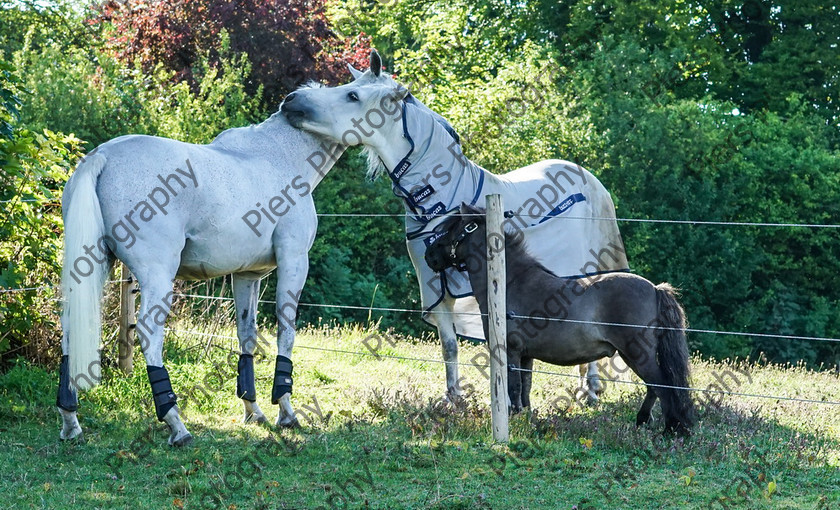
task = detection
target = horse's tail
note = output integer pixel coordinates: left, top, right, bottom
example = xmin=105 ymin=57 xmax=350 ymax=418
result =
xmin=61 ymin=153 xmax=109 ymax=391
xmin=654 ymin=283 xmax=696 ymax=431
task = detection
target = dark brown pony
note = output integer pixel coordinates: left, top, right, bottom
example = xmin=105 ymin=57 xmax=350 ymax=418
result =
xmin=425 ymin=204 xmax=696 ymax=434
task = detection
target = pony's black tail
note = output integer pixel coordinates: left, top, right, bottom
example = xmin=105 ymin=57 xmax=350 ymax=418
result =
xmin=654 ymin=283 xmax=696 ymax=433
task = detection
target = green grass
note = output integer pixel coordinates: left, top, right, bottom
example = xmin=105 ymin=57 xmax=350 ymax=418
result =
xmin=1 ymin=324 xmax=838 ymax=509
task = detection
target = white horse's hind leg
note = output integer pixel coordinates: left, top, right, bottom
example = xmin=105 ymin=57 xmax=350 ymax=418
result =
xmin=59 ymin=408 xmax=83 ymax=440
xmin=134 ymin=263 xmax=192 ymax=446
xmin=433 ymin=296 xmax=462 ymax=400
xmin=232 ymin=273 xmax=267 ymax=424
xmin=57 ymin=317 xmax=83 ymax=440
xmin=576 ymin=362 xmax=603 ymax=406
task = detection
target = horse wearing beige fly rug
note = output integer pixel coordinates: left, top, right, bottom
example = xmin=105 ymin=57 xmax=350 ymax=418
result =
xmin=282 ymin=51 xmax=630 ymax=401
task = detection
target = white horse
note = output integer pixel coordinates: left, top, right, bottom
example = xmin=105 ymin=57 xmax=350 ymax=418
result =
xmin=59 ymin=103 xmax=346 ymax=445
xmin=282 ymin=51 xmax=629 ymax=403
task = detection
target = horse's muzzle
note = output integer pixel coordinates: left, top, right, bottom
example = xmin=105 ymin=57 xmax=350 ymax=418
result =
xmin=280 ymin=93 xmax=309 ymax=127
xmin=281 ymin=107 xmax=307 ymax=127
xmin=424 ymin=243 xmax=450 ymax=272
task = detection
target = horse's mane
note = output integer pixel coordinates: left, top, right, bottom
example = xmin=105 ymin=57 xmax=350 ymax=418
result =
xmin=461 ymin=214 xmax=559 ymax=280
xmin=364 ymin=145 xmax=387 ymax=181
xmin=504 ymin=229 xmax=560 ymax=279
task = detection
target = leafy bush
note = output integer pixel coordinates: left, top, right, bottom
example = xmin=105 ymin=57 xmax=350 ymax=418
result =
xmin=0 ymin=59 xmax=83 ymax=363
xmin=13 ymin=31 xmax=146 ymax=148
xmin=133 ymin=32 xmax=265 ymax=144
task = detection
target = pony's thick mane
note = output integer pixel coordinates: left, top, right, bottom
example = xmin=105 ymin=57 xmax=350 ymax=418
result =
xmin=503 ymin=229 xmax=559 ymax=278
xmin=462 ymin=215 xmax=559 ymax=279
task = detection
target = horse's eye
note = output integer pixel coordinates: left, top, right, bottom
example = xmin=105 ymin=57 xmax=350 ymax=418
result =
xmin=347 ymin=91 xmax=359 ymax=102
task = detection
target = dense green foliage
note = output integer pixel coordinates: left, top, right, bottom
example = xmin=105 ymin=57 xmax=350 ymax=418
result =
xmin=0 ymin=58 xmax=83 ymax=362
xmin=0 ymin=0 xmax=838 ymax=368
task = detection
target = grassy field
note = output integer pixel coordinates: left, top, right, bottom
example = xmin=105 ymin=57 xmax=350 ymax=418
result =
xmin=1 ymin=323 xmax=838 ymax=509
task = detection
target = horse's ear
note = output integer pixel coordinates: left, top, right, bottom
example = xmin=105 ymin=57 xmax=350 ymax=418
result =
xmin=460 ymin=202 xmax=480 ymax=215
xmin=392 ymin=83 xmax=409 ymax=101
xmin=347 ymin=63 xmax=364 ymax=80
xmin=370 ymin=50 xmax=382 ymax=77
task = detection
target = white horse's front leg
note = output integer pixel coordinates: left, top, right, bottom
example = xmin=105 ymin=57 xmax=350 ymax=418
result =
xmin=232 ymin=273 xmax=268 ymax=424
xmin=576 ymin=361 xmax=603 ymax=406
xmin=272 ymin=236 xmax=312 ymax=428
xmin=433 ymin=296 xmax=462 ymax=400
xmin=273 ymin=282 xmax=302 ymax=428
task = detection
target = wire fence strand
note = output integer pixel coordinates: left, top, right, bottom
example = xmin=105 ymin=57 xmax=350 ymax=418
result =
xmin=3 ymin=196 xmax=840 ymax=227
xmin=316 ymin=212 xmax=840 ymax=229
xmin=0 ymin=285 xmax=54 ymax=294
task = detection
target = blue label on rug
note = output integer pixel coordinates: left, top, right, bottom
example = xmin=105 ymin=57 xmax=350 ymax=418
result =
xmin=412 ymin=184 xmax=435 ymax=203
xmin=539 ymin=193 xmax=586 ymax=224
xmin=392 ymin=159 xmax=412 ymax=180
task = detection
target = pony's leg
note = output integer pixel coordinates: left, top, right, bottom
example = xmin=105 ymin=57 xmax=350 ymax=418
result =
xmin=134 ymin=266 xmax=191 ymax=446
xmin=636 ymin=388 xmax=658 ymax=426
xmin=587 ymin=361 xmax=605 ymax=396
xmin=576 ymin=362 xmax=603 ymax=406
xmin=272 ymin=245 xmax=310 ymax=428
xmin=57 ymin=316 xmax=83 ymax=440
xmin=432 ymin=296 xmax=461 ymax=400
xmin=232 ymin=273 xmax=267 ymax=424
xmin=617 ymin=343 xmax=667 ymax=430
xmin=520 ymin=357 xmax=534 ymax=409
xmin=507 ymin=352 xmax=523 ymax=414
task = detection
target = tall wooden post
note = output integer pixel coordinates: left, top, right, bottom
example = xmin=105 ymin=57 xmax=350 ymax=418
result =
xmin=118 ymin=262 xmax=136 ymax=375
xmin=486 ymin=194 xmax=509 ymax=443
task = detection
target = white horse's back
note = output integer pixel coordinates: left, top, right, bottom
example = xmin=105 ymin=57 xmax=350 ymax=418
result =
xmin=91 ymin=126 xmax=319 ymax=280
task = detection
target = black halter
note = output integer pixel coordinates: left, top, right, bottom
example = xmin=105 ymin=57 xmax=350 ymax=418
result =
xmin=447 ymin=221 xmax=478 ymax=261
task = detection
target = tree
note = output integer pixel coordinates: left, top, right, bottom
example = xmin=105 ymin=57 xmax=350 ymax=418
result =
xmin=95 ymin=0 xmax=372 ymax=107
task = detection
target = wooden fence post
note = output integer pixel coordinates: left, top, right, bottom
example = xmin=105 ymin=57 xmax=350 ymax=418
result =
xmin=486 ymin=194 xmax=509 ymax=443
xmin=118 ymin=262 xmax=136 ymax=375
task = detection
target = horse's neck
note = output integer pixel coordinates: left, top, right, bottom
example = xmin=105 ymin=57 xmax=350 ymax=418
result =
xmin=371 ymin=124 xmax=412 ymax=172
xmin=372 ymin=100 xmax=458 ymax=174
xmin=262 ymin=113 xmax=345 ymax=189
xmin=238 ymin=112 xmax=345 ymax=189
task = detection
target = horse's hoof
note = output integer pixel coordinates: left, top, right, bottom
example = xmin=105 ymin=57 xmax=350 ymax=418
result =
xmin=276 ymin=416 xmax=301 ymax=429
xmin=169 ymin=432 xmax=193 ymax=447
xmin=60 ymin=427 xmax=84 ymax=442
xmin=443 ymin=392 xmax=467 ymax=409
xmin=576 ymin=388 xmax=600 ymax=407
xmin=663 ymin=420 xmax=692 ymax=438
xmin=244 ymin=412 xmax=268 ymax=424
